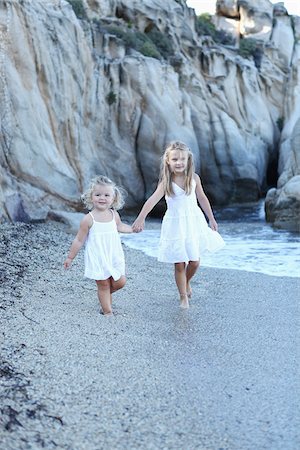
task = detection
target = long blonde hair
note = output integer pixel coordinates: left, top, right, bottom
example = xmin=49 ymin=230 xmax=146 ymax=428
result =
xmin=81 ymin=175 xmax=126 ymax=210
xmin=159 ymin=141 xmax=194 ymax=196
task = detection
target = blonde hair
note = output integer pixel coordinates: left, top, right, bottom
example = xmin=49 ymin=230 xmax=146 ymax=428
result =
xmin=81 ymin=175 xmax=126 ymax=210
xmin=159 ymin=141 xmax=194 ymax=196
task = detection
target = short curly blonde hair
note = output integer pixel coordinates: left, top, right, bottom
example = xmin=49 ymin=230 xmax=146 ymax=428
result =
xmin=81 ymin=175 xmax=126 ymax=210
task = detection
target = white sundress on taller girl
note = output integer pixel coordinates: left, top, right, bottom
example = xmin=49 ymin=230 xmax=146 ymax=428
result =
xmin=84 ymin=210 xmax=125 ymax=281
xmin=158 ymin=180 xmax=225 ymax=263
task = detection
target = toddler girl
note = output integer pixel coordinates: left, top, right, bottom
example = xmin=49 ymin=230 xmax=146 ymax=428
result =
xmin=133 ymin=141 xmax=224 ymax=308
xmin=64 ymin=175 xmax=133 ymax=315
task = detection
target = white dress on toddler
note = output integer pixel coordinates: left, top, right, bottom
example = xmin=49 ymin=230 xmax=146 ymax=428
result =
xmin=158 ymin=180 xmax=225 ymax=263
xmin=84 ymin=210 xmax=125 ymax=280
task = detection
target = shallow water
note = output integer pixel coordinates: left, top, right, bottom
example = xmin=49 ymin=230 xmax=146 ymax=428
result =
xmin=122 ymin=202 xmax=300 ymax=278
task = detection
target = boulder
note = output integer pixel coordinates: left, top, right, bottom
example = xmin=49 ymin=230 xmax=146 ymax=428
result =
xmin=239 ymin=0 xmax=273 ymax=41
xmin=216 ymin=0 xmax=239 ymax=18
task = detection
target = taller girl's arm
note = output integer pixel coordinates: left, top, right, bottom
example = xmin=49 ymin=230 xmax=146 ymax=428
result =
xmin=194 ymin=174 xmax=218 ymax=231
xmin=115 ymin=212 xmax=133 ymax=233
xmin=132 ymin=182 xmax=165 ymax=232
xmin=63 ymin=214 xmax=91 ymax=268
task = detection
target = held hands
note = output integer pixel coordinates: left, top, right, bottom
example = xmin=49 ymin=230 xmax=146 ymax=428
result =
xmin=132 ymin=218 xmax=144 ymax=233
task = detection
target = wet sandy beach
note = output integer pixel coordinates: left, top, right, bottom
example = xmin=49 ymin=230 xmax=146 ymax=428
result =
xmin=0 ymin=221 xmax=299 ymax=449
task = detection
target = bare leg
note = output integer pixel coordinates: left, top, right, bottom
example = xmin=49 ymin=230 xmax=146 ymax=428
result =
xmin=96 ymin=279 xmax=112 ymax=315
xmin=110 ymin=276 xmax=126 ymax=293
xmin=109 ymin=276 xmax=126 ymax=306
xmin=186 ymin=260 xmax=200 ymax=298
xmin=174 ymin=262 xmax=189 ymax=309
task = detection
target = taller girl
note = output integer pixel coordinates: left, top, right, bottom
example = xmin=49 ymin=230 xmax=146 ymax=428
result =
xmin=133 ymin=141 xmax=225 ymax=309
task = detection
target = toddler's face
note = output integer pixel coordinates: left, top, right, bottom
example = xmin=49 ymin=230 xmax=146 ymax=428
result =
xmin=92 ymin=184 xmax=115 ymax=209
xmin=167 ymin=150 xmax=188 ymax=174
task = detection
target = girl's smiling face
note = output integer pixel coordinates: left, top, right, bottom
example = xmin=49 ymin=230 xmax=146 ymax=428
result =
xmin=167 ymin=150 xmax=188 ymax=174
xmin=92 ymin=184 xmax=115 ymax=210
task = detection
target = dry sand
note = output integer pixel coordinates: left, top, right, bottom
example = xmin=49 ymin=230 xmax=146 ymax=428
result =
xmin=0 ymin=221 xmax=299 ymax=449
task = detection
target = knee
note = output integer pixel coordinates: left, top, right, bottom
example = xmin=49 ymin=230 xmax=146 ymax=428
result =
xmin=96 ymin=279 xmax=110 ymax=290
xmin=175 ymin=263 xmax=186 ymax=273
xmin=116 ymin=276 xmax=126 ymax=289
xmin=189 ymin=261 xmax=200 ymax=269
xmin=111 ymin=276 xmax=126 ymax=293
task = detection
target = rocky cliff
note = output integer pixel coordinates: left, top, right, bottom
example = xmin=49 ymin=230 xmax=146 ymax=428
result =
xmin=0 ymin=0 xmax=299 ymax=231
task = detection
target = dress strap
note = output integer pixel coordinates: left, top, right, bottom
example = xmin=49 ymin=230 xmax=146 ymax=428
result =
xmin=89 ymin=211 xmax=95 ymax=222
xmin=110 ymin=209 xmax=115 ymax=220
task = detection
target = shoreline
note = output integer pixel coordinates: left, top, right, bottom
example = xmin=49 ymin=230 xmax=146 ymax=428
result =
xmin=1 ymin=221 xmax=299 ymax=449
xmin=121 ymin=217 xmax=300 ymax=279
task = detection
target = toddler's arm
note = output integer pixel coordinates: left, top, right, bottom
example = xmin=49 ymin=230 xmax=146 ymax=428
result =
xmin=132 ymin=182 xmax=164 ymax=232
xmin=63 ymin=214 xmax=91 ymax=269
xmin=194 ymin=174 xmax=218 ymax=231
xmin=115 ymin=212 xmax=133 ymax=233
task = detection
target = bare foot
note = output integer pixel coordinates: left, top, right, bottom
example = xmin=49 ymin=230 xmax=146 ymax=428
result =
xmin=180 ymin=294 xmax=189 ymax=309
xmin=100 ymin=310 xmax=113 ymax=316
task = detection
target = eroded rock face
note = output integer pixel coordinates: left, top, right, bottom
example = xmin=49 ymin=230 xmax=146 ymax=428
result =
xmin=264 ymin=16 xmax=300 ymax=232
xmin=216 ymin=0 xmax=239 ymax=18
xmin=238 ymin=0 xmax=273 ymax=41
xmin=273 ymin=2 xmax=288 ymax=17
xmin=0 ymin=0 xmax=299 ymax=231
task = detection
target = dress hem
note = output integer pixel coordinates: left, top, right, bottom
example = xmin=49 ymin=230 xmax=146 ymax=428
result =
xmin=84 ymin=272 xmax=124 ymax=281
